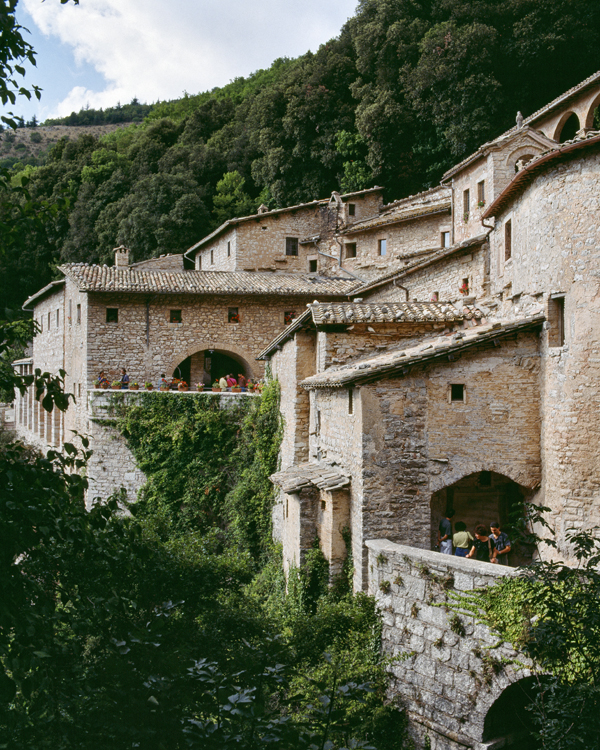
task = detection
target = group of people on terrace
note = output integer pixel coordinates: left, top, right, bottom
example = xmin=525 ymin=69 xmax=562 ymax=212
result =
xmin=95 ymin=369 xmax=261 ymax=392
xmin=438 ymin=511 xmax=511 ymax=565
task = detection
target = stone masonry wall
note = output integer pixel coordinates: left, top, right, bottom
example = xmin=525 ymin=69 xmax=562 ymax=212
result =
xmin=364 ymin=245 xmax=487 ymax=305
xmin=84 ymin=292 xmax=317 ymax=387
xmin=489 ymin=146 xmax=600 ymax=551
xmin=366 ymin=539 xmax=530 ymax=750
xmin=344 ymin=212 xmax=451 ymax=280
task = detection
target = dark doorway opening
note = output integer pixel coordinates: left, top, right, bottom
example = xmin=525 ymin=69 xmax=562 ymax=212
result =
xmin=430 ymin=471 xmax=534 ymax=565
xmin=173 ymin=349 xmax=248 ymax=387
xmin=483 ymin=677 xmax=540 ymax=748
xmin=558 ymin=112 xmax=580 ymax=143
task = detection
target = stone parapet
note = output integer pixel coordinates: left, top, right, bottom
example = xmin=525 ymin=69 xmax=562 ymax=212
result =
xmin=366 ymin=539 xmax=531 ymax=750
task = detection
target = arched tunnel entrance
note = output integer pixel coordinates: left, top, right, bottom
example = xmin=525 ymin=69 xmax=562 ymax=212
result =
xmin=482 ymin=677 xmax=540 ymax=748
xmin=173 ymin=349 xmax=251 ymax=387
xmin=430 ymin=471 xmax=534 ymax=565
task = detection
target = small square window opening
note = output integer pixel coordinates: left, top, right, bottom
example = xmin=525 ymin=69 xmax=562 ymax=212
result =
xmin=106 ymin=308 xmax=119 ymax=323
xmin=170 ymin=309 xmax=182 ymax=323
xmin=286 ymin=237 xmax=299 ymax=256
xmin=450 ymin=384 xmax=465 ymax=402
xmin=348 ymin=203 xmax=355 ymax=216
xmin=345 ymin=242 xmax=357 ymax=258
xmin=228 ymin=307 xmax=240 ymax=324
xmin=76 ymin=304 xmax=81 ymax=324
xmin=441 ymin=231 xmax=450 ymax=248
xmin=309 ymin=259 xmax=318 ymax=273
xmin=378 ymin=238 xmax=387 ymax=256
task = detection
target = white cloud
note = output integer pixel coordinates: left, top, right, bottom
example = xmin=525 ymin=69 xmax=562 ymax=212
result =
xmin=22 ymin=0 xmax=357 ymax=117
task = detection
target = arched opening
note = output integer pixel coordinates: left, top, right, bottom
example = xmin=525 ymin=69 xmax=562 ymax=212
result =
xmin=583 ymin=91 xmax=600 ymax=130
xmin=514 ymin=153 xmax=534 ymax=172
xmin=173 ymin=349 xmax=251 ymax=387
xmin=430 ymin=471 xmax=534 ymax=565
xmin=557 ymin=112 xmax=580 ymax=143
xmin=483 ymin=677 xmax=540 ymax=748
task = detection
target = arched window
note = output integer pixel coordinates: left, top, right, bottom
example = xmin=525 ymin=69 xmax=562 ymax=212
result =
xmin=557 ymin=112 xmax=580 ymax=143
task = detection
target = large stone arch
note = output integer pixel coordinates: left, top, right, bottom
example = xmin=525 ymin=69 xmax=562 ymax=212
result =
xmin=472 ymin=674 xmax=541 ymax=749
xmin=429 ymin=459 xmax=540 ymax=496
xmin=553 ymin=110 xmax=580 ymax=142
xmin=505 ymin=145 xmax=540 ymax=173
xmin=583 ymin=89 xmax=600 ymax=130
xmin=166 ymin=342 xmax=257 ymax=382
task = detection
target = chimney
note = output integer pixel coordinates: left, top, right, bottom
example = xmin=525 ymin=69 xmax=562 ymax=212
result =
xmin=114 ymin=245 xmax=130 ymax=267
xmin=257 ymin=204 xmax=269 ymax=214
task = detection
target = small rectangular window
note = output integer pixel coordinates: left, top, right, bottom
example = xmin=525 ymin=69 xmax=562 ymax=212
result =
xmin=227 ymin=241 xmax=231 ymax=257
xmin=228 ymin=307 xmax=240 ymax=323
xmin=170 ymin=309 xmax=182 ymax=323
xmin=286 ymin=237 xmax=299 ymax=256
xmin=460 ymin=277 xmax=469 ymax=295
xmin=284 ymin=311 xmax=296 ymax=326
xmin=348 ymin=388 xmax=353 ymax=415
xmin=77 ymin=304 xmax=81 ymax=324
xmin=378 ymin=238 xmax=387 ymax=256
xmin=198 ymin=255 xmax=202 ymax=270
xmin=345 ymin=242 xmax=357 ymax=258
xmin=210 ymin=249 xmax=214 ymax=265
xmin=431 ymin=291 xmax=439 ymax=302
xmin=56 ymin=309 xmax=59 ymax=327
xmin=39 ymin=317 xmax=43 ymax=333
xmin=309 ymin=259 xmax=318 ymax=272
xmin=477 ymin=180 xmax=485 ymax=205
xmin=463 ymin=189 xmax=470 ymax=216
xmin=48 ymin=312 xmax=51 ymax=330
xmin=504 ymin=219 xmax=512 ymax=261
xmin=548 ymin=296 xmax=565 ymax=347
xmin=441 ymin=231 xmax=450 ymax=248
xmin=106 ymin=308 xmax=119 ymax=323
xmin=450 ymin=384 xmax=465 ymax=402
xmin=348 ymin=203 xmax=355 ymax=216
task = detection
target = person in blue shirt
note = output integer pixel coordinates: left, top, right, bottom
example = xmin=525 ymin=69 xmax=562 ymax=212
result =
xmin=120 ymin=368 xmax=130 ymax=389
xmin=438 ymin=510 xmax=455 ymax=554
xmin=490 ymin=523 xmax=511 ymax=565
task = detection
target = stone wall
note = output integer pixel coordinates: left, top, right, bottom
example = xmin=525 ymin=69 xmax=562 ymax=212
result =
xmin=131 ymin=254 xmax=184 ymax=271
xmin=84 ymin=291 xmax=316 ymax=387
xmin=488 ymin=145 xmax=600 ymax=550
xmin=366 ymin=539 xmax=530 ymax=750
xmin=344 ymin=212 xmax=451 ymax=280
xmin=305 ymin=330 xmax=541 ymax=589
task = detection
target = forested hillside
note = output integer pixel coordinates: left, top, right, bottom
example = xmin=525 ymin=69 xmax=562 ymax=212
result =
xmin=1 ymin=0 xmax=599 ymax=316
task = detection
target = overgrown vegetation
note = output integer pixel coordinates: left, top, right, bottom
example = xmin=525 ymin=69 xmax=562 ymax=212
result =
xmin=0 ymin=356 xmax=406 ymax=747
xmin=2 ymin=0 xmax=600 ymax=316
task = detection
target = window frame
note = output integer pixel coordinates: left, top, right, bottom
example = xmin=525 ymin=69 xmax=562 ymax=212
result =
xmin=106 ymin=308 xmax=119 ymax=324
xmin=285 ymin=237 xmax=299 ymax=256
xmin=378 ymin=238 xmax=387 ymax=256
xmin=449 ymin=384 xmax=466 ymax=403
xmin=345 ymin=242 xmax=357 ymax=258
xmin=504 ymin=219 xmax=512 ymax=261
xmin=170 ymin=309 xmax=182 ymax=324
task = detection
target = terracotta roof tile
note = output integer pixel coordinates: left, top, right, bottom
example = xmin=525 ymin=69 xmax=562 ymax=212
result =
xmin=58 ymin=264 xmax=359 ymax=297
xmin=271 ymin=461 xmax=351 ymax=493
xmin=300 ymin=314 xmax=544 ymax=388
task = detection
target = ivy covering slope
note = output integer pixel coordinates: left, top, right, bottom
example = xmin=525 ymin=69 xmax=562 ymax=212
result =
xmin=2 ymin=0 xmax=600 ymax=316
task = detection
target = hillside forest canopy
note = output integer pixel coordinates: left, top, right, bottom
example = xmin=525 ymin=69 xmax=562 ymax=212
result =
xmin=1 ymin=0 xmax=600 ymax=315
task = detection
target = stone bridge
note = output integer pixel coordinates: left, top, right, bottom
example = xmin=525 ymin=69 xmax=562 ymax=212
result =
xmin=366 ymin=540 xmax=535 ymax=750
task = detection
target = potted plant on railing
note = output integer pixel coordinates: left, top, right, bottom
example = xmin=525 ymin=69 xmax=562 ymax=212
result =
xmin=145 ymin=381 xmax=153 ymax=391
xmin=111 ymin=380 xmax=121 ymax=390
xmin=195 ymin=382 xmax=204 ymax=392
xmin=246 ymin=381 xmax=255 ymax=392
xmin=130 ymin=381 xmax=140 ymax=391
xmin=159 ymin=378 xmax=170 ymax=391
xmin=212 ymin=381 xmax=221 ymax=392
xmin=178 ymin=380 xmax=189 ymax=392
xmin=231 ymin=384 xmax=241 ymax=393
xmin=459 ymin=281 xmax=469 ymax=295
xmin=170 ymin=377 xmax=181 ymax=391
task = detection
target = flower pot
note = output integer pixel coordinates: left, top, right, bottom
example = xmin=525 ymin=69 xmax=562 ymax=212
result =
xmin=130 ymin=385 xmax=139 ymax=391
xmin=231 ymin=387 xmax=241 ymax=393
xmin=100 ymin=383 xmax=109 ymax=389
xmin=159 ymin=386 xmax=169 ymax=391
xmin=111 ymin=385 xmax=120 ymax=390
xmin=145 ymin=385 xmax=154 ymax=391
xmin=196 ymin=385 xmax=204 ymax=392
xmin=212 ymin=387 xmax=221 ymax=392
xmin=178 ymin=384 xmax=189 ymax=392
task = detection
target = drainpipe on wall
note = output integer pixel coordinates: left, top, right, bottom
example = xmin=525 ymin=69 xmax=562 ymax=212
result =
xmin=392 ymin=278 xmax=410 ymax=301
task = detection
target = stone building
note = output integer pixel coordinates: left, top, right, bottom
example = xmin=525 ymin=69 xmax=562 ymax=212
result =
xmin=12 ymin=70 xmax=600 ymax=748
xmin=258 ymin=73 xmax=600 ymax=748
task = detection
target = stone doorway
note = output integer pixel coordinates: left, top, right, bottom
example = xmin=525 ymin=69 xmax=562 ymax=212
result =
xmin=430 ymin=471 xmax=533 ymax=565
xmin=173 ymin=349 xmax=250 ymax=387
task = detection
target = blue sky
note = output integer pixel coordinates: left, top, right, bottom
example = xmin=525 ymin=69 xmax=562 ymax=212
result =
xmin=8 ymin=0 xmax=357 ymax=123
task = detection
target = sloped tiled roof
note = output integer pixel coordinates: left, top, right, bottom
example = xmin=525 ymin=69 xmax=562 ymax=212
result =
xmin=300 ymin=314 xmax=544 ymax=389
xmin=22 ymin=279 xmax=65 ymax=309
xmin=58 ymin=264 xmax=359 ymax=297
xmin=256 ymin=301 xmax=483 ymax=360
xmin=270 ymin=461 xmax=351 ymax=493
